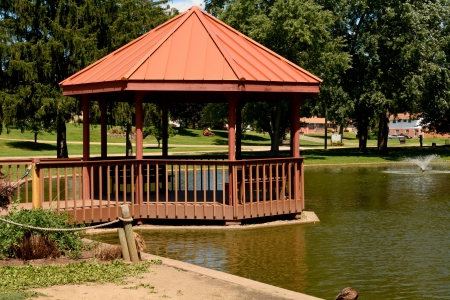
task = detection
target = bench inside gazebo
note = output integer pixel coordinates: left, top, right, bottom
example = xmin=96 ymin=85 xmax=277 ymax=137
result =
xmin=4 ymin=6 xmax=321 ymax=225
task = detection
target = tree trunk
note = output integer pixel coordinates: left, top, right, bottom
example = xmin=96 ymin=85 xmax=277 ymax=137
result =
xmin=324 ymin=104 xmax=328 ymax=150
xmin=56 ymin=118 xmax=68 ymax=158
xmin=34 ymin=132 xmax=38 ymax=149
xmin=358 ymin=119 xmax=368 ymax=152
xmin=377 ymin=109 xmax=390 ymax=154
xmin=270 ymin=101 xmax=282 ymax=154
xmin=339 ymin=123 xmax=344 ymax=135
xmin=125 ymin=112 xmax=133 ymax=157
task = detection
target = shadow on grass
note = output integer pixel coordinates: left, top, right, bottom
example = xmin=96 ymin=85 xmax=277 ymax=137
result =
xmin=175 ymin=128 xmax=200 ymax=137
xmin=6 ymin=141 xmax=56 ymax=151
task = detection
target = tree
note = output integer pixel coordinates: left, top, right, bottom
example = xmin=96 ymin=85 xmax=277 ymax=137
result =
xmin=317 ymin=0 xmax=450 ymax=152
xmin=218 ymin=0 xmax=351 ymax=153
xmin=169 ymin=103 xmax=206 ymax=129
xmin=0 ymin=0 xmax=174 ymax=157
xmin=143 ymin=103 xmax=176 ymax=148
xmin=243 ymin=100 xmax=290 ymax=152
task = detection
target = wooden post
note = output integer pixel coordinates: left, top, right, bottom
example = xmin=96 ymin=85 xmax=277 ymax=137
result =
xmin=226 ymin=93 xmax=239 ymax=208
xmin=135 ymin=92 xmax=145 ymax=160
xmin=117 ymin=228 xmax=131 ymax=261
xmin=82 ymin=95 xmax=90 ymax=200
xmin=236 ymin=100 xmax=243 ymax=160
xmin=99 ymin=96 xmax=107 ymax=159
xmin=290 ymin=94 xmax=302 ymax=157
xmin=162 ymin=97 xmax=169 ymax=158
xmin=290 ymin=94 xmax=302 ymax=215
xmin=120 ymin=205 xmax=139 ymax=263
xmin=31 ymin=158 xmax=41 ymax=209
xmin=135 ymin=92 xmax=145 ymax=205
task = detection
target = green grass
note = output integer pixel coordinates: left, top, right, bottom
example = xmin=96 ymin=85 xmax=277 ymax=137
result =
xmin=0 ymin=125 xmax=322 ymax=157
xmin=0 ymin=259 xmax=160 ymax=299
xmin=1 ymin=124 xmax=449 ymax=163
xmin=0 ymin=139 xmax=229 ymax=158
xmin=303 ymin=146 xmax=450 ymax=165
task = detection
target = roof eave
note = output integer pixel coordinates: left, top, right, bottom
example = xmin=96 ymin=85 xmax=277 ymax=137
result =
xmin=61 ymin=80 xmax=321 ymax=96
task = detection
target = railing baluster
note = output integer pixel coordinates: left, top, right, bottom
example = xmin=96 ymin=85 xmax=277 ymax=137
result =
xmin=107 ymin=165 xmax=111 ymax=220
xmin=222 ymin=164 xmax=225 ymax=218
xmin=90 ymin=166 xmax=94 ymax=220
xmin=64 ymin=167 xmax=68 ymax=210
xmin=213 ymin=164 xmax=216 ymax=219
xmin=99 ymin=165 xmax=103 ymax=221
xmin=56 ymin=168 xmax=60 ymax=212
xmin=48 ymin=167 xmax=52 ymax=208
xmin=115 ymin=165 xmax=119 ymax=216
xmin=122 ymin=164 xmax=126 ymax=206
xmin=203 ymin=164 xmax=206 ymax=218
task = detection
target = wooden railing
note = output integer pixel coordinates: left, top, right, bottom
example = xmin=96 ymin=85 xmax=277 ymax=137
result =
xmin=1 ymin=157 xmax=304 ymax=223
xmin=0 ymin=159 xmax=33 ymax=204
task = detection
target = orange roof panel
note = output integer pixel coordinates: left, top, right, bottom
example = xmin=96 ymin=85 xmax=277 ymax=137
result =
xmin=60 ymin=6 xmax=322 ymax=91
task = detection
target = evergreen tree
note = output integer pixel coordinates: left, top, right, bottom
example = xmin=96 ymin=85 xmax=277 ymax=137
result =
xmin=0 ymin=0 xmax=174 ymax=157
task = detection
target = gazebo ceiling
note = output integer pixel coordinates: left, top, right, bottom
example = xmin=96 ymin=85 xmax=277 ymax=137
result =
xmin=60 ymin=6 xmax=322 ymax=96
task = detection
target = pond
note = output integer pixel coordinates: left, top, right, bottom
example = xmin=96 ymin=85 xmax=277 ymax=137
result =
xmin=88 ymin=163 xmax=450 ymax=299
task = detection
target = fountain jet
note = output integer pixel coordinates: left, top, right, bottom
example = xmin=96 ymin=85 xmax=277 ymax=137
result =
xmin=406 ymin=154 xmax=440 ymax=172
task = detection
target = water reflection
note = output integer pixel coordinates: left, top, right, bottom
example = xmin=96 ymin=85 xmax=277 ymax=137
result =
xmin=90 ymin=164 xmax=450 ymax=299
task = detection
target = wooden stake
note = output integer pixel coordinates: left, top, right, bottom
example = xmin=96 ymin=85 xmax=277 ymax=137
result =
xmin=117 ymin=228 xmax=130 ymax=262
xmin=120 ymin=205 xmax=139 ymax=263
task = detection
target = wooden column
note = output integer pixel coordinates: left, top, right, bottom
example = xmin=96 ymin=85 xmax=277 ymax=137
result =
xmin=135 ymin=92 xmax=145 ymax=160
xmin=290 ymin=94 xmax=302 ymax=157
xmin=162 ymin=97 xmax=168 ymax=158
xmin=99 ymin=96 xmax=107 ymax=159
xmin=290 ymin=94 xmax=302 ymax=206
xmin=135 ymin=92 xmax=145 ymax=205
xmin=227 ymin=95 xmax=238 ymax=161
xmin=236 ymin=101 xmax=242 ymax=160
xmin=82 ymin=95 xmax=90 ymax=200
xmin=31 ymin=158 xmax=41 ymax=209
xmin=225 ymin=93 xmax=240 ymax=209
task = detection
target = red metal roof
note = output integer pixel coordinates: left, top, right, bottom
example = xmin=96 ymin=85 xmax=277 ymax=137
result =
xmin=60 ymin=6 xmax=321 ymax=95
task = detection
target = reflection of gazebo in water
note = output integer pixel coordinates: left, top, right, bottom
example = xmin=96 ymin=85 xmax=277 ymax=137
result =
xmin=43 ymin=6 xmax=321 ymax=224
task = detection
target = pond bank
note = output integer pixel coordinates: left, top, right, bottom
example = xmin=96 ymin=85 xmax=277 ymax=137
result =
xmin=32 ymin=250 xmax=323 ymax=300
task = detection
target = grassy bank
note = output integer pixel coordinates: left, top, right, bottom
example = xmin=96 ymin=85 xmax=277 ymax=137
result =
xmin=0 ymin=260 xmax=159 ymax=300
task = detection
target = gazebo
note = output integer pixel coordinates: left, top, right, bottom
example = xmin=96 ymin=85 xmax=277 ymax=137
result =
xmin=34 ymin=6 xmax=321 ymax=224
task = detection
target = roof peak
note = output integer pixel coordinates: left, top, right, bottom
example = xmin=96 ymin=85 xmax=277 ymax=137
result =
xmin=60 ymin=5 xmax=322 ymax=89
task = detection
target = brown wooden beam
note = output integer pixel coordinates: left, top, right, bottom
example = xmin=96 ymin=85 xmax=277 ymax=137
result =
xmin=62 ymin=81 xmax=320 ymax=96
xmin=290 ymin=94 xmax=302 ymax=157
xmin=162 ymin=95 xmax=169 ymax=158
xmin=135 ymin=92 xmax=146 ymax=160
xmin=82 ymin=95 xmax=90 ymax=200
xmin=99 ymin=96 xmax=107 ymax=159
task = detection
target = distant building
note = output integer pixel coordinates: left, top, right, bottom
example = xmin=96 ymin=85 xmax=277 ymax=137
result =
xmin=389 ymin=113 xmax=450 ymax=138
xmin=389 ymin=113 xmax=423 ymax=138
xmin=300 ymin=117 xmax=335 ymax=134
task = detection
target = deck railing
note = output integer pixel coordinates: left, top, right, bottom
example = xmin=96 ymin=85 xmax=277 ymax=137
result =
xmin=1 ymin=157 xmax=304 ymax=223
xmin=0 ymin=159 xmax=33 ymax=204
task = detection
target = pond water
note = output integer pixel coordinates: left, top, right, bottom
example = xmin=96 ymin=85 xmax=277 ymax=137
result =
xmin=89 ymin=163 xmax=450 ymax=299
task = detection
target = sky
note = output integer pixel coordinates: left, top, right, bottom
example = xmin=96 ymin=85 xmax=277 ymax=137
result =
xmin=169 ymin=0 xmax=205 ymax=13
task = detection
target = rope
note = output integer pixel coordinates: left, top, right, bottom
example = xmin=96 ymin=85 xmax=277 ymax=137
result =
xmin=0 ymin=217 xmax=133 ymax=232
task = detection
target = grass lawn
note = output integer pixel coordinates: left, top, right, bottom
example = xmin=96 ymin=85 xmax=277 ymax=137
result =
xmin=0 ymin=124 xmax=323 ymax=158
xmin=0 ymin=124 xmax=448 ymax=165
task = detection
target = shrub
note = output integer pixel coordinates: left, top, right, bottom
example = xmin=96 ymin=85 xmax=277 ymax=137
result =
xmin=0 ymin=203 xmax=84 ymax=259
